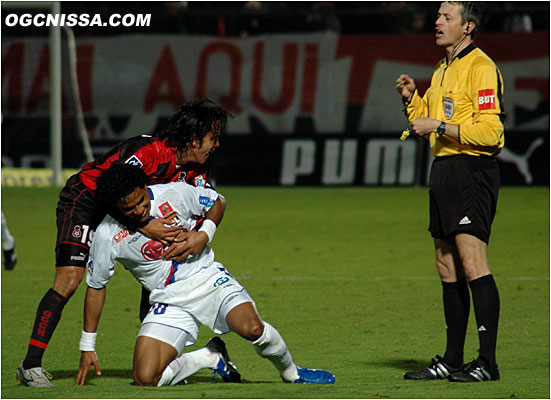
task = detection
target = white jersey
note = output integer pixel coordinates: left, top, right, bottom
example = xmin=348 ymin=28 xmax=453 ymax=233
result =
xmin=86 ymin=182 xmax=219 ymax=292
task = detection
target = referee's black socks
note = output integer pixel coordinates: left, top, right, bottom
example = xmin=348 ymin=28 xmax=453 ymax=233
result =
xmin=442 ymin=278 xmax=470 ymax=369
xmin=469 ymin=274 xmax=500 ymax=369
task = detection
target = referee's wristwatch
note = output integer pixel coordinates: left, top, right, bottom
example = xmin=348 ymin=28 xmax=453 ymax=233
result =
xmin=436 ymin=122 xmax=446 ymax=136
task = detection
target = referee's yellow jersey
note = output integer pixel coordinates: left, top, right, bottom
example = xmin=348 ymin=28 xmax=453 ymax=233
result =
xmin=406 ymin=43 xmax=505 ymax=157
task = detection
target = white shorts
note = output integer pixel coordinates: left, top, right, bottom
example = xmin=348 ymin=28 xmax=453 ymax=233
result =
xmin=138 ymin=263 xmax=254 ymax=352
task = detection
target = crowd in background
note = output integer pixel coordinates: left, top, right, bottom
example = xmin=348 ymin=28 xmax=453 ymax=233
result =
xmin=2 ymin=1 xmax=547 ymax=37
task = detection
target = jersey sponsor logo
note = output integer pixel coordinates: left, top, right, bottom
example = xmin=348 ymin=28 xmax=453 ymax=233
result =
xmin=125 ymin=155 xmax=144 ymax=168
xmin=443 ymin=97 xmax=454 ymax=119
xmin=194 ymin=175 xmax=206 ymax=188
xmin=141 ymin=239 xmax=164 ymax=260
xmin=199 ymin=196 xmax=215 ymax=207
xmin=114 ymin=229 xmax=130 ymax=243
xmin=159 ymin=202 xmax=174 ymax=217
xmin=478 ymin=89 xmax=496 ymax=110
xmin=158 ymin=202 xmax=181 ymax=225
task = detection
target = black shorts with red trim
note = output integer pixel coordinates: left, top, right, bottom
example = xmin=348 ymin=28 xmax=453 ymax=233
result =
xmin=55 ymin=174 xmax=106 ymax=267
xmin=428 ymin=154 xmax=500 ymax=245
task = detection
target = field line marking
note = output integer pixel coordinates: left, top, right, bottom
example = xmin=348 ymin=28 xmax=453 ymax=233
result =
xmin=236 ymin=276 xmax=549 ymax=281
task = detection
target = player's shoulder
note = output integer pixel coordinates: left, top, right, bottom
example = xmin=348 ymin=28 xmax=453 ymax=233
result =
xmin=95 ymin=214 xmax=124 ymax=241
xmin=117 ymin=135 xmax=164 ymax=166
xmin=469 ymin=47 xmax=499 ymax=69
xmin=124 ymin=135 xmax=169 ymax=155
xmin=149 ymin=181 xmax=197 ymax=200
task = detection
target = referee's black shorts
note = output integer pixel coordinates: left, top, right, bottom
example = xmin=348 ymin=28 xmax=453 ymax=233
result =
xmin=55 ymin=174 xmax=105 ymax=267
xmin=428 ymin=154 xmax=500 ymax=245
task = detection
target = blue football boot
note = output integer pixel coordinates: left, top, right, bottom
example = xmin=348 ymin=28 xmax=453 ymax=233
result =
xmin=292 ymin=366 xmax=335 ymax=384
xmin=206 ymin=337 xmax=242 ymax=383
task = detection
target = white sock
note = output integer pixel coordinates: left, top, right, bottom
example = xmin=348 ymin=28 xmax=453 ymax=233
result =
xmin=157 ymin=347 xmax=220 ymax=386
xmin=252 ymin=321 xmax=298 ymax=382
xmin=1 ymin=212 xmax=15 ymax=251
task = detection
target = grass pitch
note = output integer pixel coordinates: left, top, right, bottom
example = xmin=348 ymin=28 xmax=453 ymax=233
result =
xmin=1 ymin=186 xmax=549 ymax=398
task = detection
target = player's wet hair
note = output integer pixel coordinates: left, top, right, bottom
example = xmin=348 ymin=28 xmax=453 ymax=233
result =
xmin=159 ymin=98 xmax=234 ymax=152
xmin=449 ymin=1 xmax=483 ymax=37
xmin=96 ymin=163 xmax=148 ymax=210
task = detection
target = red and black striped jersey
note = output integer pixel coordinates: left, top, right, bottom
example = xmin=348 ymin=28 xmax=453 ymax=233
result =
xmin=79 ymin=135 xmax=209 ymax=193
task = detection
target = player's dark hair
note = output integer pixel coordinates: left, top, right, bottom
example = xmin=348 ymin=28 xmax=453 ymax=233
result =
xmin=158 ymin=98 xmax=234 ymax=152
xmin=96 ymin=163 xmax=148 ymax=210
xmin=451 ymin=1 xmax=483 ymax=37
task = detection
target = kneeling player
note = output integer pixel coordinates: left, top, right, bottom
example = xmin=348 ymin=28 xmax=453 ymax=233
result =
xmin=75 ymin=164 xmax=335 ymax=386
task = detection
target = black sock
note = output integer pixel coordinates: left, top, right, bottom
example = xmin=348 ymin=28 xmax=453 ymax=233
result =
xmin=469 ymin=274 xmax=500 ymax=369
xmin=23 ymin=288 xmax=68 ymax=369
xmin=442 ymin=278 xmax=470 ymax=369
xmin=139 ymin=286 xmax=151 ymax=323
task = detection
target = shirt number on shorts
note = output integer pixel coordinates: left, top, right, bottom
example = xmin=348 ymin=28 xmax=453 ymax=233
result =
xmin=72 ymin=224 xmax=94 ymax=246
xmin=152 ymin=303 xmax=167 ymax=315
xmin=214 ymin=277 xmax=229 ymax=287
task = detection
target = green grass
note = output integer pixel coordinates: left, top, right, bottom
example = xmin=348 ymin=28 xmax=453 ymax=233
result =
xmin=1 ymin=186 xmax=549 ymax=398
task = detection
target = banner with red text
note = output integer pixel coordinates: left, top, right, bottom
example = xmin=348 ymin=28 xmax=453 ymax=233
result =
xmin=2 ymin=32 xmax=548 ymax=185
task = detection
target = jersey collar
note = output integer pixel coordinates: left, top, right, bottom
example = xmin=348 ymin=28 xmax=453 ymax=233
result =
xmin=448 ymin=42 xmax=477 ymax=64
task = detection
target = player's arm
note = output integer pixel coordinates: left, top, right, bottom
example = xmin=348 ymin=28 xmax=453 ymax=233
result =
xmin=456 ymin=64 xmax=504 ymax=148
xmin=75 ymin=222 xmax=114 ymax=386
xmin=75 ymin=286 xmax=106 ymax=385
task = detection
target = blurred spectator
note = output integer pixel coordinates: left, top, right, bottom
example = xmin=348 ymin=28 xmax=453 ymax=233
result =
xmin=502 ymin=2 xmax=533 ymax=33
xmin=410 ymin=12 xmax=428 ymax=33
xmin=159 ymin=2 xmax=189 ymax=33
xmin=239 ymin=1 xmax=263 ymax=37
xmin=305 ymin=2 xmax=341 ymax=33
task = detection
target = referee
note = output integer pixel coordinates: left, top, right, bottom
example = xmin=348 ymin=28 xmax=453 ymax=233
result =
xmin=396 ymin=2 xmax=504 ymax=382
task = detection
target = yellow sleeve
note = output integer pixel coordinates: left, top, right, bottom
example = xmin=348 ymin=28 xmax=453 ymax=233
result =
xmin=405 ymin=88 xmax=430 ymax=122
xmin=459 ymin=63 xmax=504 ymax=148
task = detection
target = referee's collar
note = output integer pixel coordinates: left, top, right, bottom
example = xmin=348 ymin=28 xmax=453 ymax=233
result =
xmin=448 ymin=42 xmax=477 ymax=63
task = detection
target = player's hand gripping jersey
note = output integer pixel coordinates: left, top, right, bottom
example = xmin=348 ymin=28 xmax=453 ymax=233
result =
xmin=405 ymin=44 xmax=505 ymax=157
xmin=86 ymin=182 xmax=218 ymax=292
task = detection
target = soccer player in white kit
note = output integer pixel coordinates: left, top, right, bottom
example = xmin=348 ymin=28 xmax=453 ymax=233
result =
xmin=75 ymin=163 xmax=335 ymax=387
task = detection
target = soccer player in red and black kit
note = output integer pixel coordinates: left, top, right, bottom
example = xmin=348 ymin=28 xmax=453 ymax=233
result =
xmin=16 ymin=98 xmax=233 ymax=387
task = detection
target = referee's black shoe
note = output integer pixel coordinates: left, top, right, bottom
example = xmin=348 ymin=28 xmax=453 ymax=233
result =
xmin=447 ymin=359 xmax=500 ymax=382
xmin=404 ymin=355 xmax=463 ymax=380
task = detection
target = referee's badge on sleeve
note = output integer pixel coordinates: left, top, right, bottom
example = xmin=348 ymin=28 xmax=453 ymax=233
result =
xmin=443 ymin=97 xmax=454 ymax=119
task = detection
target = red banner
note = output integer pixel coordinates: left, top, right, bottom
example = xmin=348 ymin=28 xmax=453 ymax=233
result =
xmin=2 ymin=32 xmax=548 ymax=138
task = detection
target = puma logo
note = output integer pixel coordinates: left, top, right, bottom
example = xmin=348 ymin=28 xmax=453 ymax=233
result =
xmin=497 ymin=138 xmax=544 ymax=184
